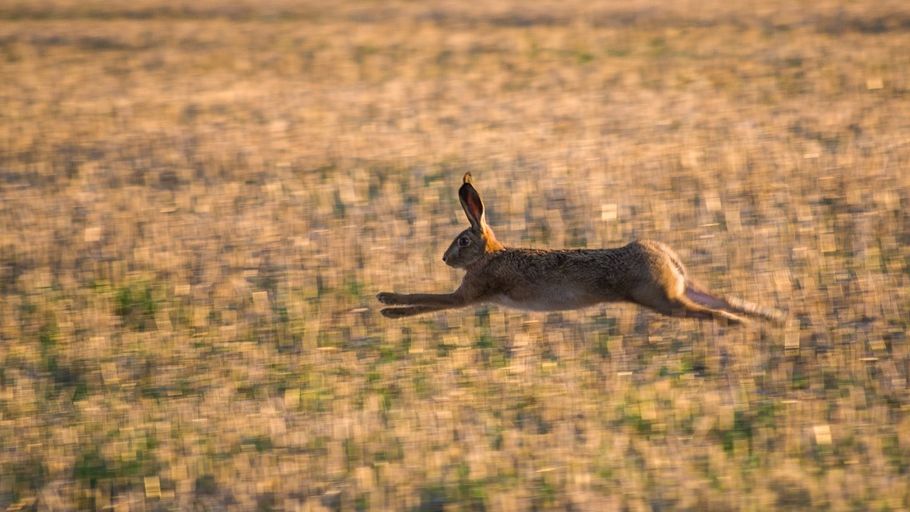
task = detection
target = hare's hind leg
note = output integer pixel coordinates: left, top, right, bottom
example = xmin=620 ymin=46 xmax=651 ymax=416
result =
xmin=629 ymin=286 xmax=746 ymax=324
xmin=663 ymin=297 xmax=746 ymax=323
xmin=677 ymin=299 xmax=748 ymax=324
xmin=629 ymin=246 xmax=747 ymax=323
xmin=684 ymin=286 xmax=729 ymax=310
xmin=686 ymin=285 xmax=786 ymax=324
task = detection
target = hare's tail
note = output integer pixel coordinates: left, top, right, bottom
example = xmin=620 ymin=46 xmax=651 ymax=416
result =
xmin=685 ymin=285 xmax=785 ymax=324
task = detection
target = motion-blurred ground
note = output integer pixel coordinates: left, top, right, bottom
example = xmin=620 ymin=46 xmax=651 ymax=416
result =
xmin=2 ymin=0 xmax=910 ymax=510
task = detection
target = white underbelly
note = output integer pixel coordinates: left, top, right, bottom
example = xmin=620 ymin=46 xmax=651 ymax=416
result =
xmin=491 ymin=290 xmax=599 ymax=312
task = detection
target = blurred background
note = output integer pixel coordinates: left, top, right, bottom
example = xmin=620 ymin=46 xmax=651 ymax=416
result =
xmin=2 ymin=0 xmax=910 ymax=510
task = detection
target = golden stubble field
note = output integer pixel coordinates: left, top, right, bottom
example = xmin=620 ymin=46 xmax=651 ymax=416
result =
xmin=2 ymin=0 xmax=910 ymax=510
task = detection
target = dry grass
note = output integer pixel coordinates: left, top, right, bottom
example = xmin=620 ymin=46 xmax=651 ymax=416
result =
xmin=1 ymin=0 xmax=910 ymax=510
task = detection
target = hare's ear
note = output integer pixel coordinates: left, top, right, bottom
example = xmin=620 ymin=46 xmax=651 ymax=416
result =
xmin=459 ymin=173 xmax=485 ymax=231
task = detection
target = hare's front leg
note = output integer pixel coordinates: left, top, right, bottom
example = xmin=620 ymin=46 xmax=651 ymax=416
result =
xmin=379 ymin=304 xmax=449 ymax=318
xmin=377 ymin=288 xmax=479 ymax=318
xmin=377 ymin=292 xmax=464 ymax=307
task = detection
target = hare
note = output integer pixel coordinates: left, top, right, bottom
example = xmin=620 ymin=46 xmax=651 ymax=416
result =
xmin=377 ymin=173 xmax=784 ymax=324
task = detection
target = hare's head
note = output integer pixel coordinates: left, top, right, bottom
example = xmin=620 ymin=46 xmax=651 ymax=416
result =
xmin=443 ymin=173 xmax=504 ymax=268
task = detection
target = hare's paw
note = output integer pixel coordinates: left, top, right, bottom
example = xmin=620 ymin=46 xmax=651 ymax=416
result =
xmin=376 ymin=292 xmax=404 ymax=305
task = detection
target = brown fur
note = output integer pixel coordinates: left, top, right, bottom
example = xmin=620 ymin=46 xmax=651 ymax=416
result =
xmin=378 ymin=173 xmax=784 ymax=324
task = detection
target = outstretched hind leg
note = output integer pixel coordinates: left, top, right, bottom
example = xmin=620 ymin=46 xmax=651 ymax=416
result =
xmin=672 ymin=298 xmax=747 ymax=324
xmin=631 ymin=288 xmax=746 ymax=324
xmin=684 ymin=286 xmax=728 ymax=310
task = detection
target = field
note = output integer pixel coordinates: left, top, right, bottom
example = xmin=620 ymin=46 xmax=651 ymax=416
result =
xmin=2 ymin=0 xmax=910 ymax=510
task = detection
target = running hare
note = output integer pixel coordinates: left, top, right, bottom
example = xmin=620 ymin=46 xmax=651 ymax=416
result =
xmin=377 ymin=173 xmax=784 ymax=324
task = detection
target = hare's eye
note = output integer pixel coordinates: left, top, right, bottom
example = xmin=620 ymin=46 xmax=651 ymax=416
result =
xmin=458 ymin=236 xmax=471 ymax=247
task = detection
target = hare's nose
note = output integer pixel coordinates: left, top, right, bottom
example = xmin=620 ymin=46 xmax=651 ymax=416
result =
xmin=442 ymin=254 xmax=449 ymax=263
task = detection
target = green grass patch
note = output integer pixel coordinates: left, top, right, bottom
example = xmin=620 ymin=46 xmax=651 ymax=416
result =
xmin=114 ymin=281 xmax=158 ymax=331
